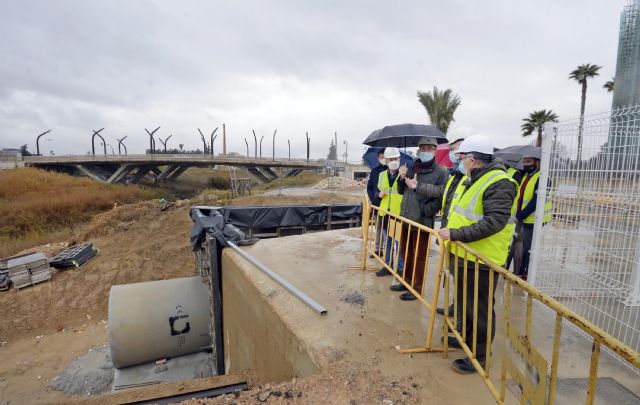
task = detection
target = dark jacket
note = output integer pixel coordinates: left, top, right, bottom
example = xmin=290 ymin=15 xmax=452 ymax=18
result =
xmin=448 ymin=161 xmax=517 ymax=243
xmin=397 ymin=159 xmax=448 ymax=228
xmin=415 ymin=170 xmax=465 ymax=228
xmin=366 ymin=164 xmax=387 ymax=206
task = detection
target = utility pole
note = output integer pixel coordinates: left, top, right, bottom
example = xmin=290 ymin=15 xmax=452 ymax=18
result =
xmin=334 ymin=132 xmax=338 ymax=161
xmin=272 ymin=129 xmax=278 ymax=161
xmin=259 ymin=135 xmax=264 ymax=158
xmin=210 ymin=127 xmax=218 ymax=156
xmin=306 ymin=132 xmax=310 ymax=162
xmin=145 ymin=127 xmax=160 ymax=154
xmin=117 ymin=136 xmax=128 ymax=155
xmin=252 ymin=130 xmax=258 ymax=159
xmin=288 ymin=139 xmax=291 ymax=160
xmin=223 ymin=124 xmax=227 ymax=155
xmin=159 ymin=134 xmax=173 ymax=153
xmin=198 ymin=128 xmax=208 ymax=154
xmin=244 ymin=138 xmax=249 ymax=158
xmin=343 ymin=139 xmax=348 ymax=163
xmin=36 ymin=130 xmax=52 ymax=156
xmin=91 ymin=128 xmax=106 ymax=155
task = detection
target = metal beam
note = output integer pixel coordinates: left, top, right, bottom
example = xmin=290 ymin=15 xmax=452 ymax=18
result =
xmin=106 ymin=164 xmax=133 ymax=184
xmin=167 ymin=165 xmax=189 ymax=180
xmin=75 ymin=164 xmax=107 ymax=182
xmin=227 ymin=242 xmax=327 ymax=315
xmin=157 ymin=164 xmax=180 ymax=181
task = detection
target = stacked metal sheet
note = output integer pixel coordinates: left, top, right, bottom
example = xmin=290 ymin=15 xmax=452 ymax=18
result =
xmin=49 ymin=243 xmax=98 ymax=269
xmin=0 ymin=252 xmax=52 ymax=289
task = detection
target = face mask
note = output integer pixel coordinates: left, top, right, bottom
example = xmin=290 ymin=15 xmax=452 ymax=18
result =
xmin=449 ymin=151 xmax=458 ymax=163
xmin=523 ymin=165 xmax=537 ymax=174
xmin=388 ymin=161 xmax=400 ymax=170
xmin=418 ymin=151 xmax=434 ymax=163
xmin=457 ymin=161 xmax=466 ymax=175
xmin=378 ymin=158 xmax=386 ymax=166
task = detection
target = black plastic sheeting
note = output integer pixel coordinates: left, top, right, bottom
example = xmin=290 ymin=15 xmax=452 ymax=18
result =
xmin=219 ymin=204 xmax=362 ymax=229
xmin=190 ymin=204 xmax=362 ymax=249
xmin=190 ymin=208 xmax=258 ymax=250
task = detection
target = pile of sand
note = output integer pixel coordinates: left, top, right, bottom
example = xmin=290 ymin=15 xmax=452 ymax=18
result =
xmin=312 ymin=176 xmax=365 ymax=190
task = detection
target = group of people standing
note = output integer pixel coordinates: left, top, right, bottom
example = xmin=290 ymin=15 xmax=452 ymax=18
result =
xmin=365 ymin=134 xmax=550 ymax=375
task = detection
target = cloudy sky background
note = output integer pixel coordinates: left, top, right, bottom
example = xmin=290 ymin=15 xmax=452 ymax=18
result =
xmin=0 ymin=0 xmax=625 ymax=159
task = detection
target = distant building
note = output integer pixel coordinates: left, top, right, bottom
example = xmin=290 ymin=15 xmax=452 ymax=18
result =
xmin=0 ymin=148 xmax=21 ymax=157
xmin=613 ymin=0 xmax=640 ymax=109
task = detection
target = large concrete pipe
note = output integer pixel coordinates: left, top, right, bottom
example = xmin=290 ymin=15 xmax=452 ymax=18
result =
xmin=109 ymin=276 xmax=212 ymax=368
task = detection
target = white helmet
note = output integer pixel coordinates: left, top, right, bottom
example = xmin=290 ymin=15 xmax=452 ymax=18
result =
xmin=383 ymin=147 xmax=401 ymax=159
xmin=457 ymin=135 xmax=494 ymax=155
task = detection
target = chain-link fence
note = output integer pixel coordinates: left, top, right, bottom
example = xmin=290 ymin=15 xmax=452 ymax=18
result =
xmin=530 ymin=106 xmax=640 ymax=370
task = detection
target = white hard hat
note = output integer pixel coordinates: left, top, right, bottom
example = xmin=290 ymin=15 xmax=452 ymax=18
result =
xmin=383 ymin=147 xmax=401 ymax=159
xmin=457 ymin=135 xmax=494 ymax=155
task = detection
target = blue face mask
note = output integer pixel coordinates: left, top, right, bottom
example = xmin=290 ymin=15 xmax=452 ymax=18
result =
xmin=418 ymin=151 xmax=434 ymax=162
xmin=457 ymin=161 xmax=466 ymax=174
xmin=449 ymin=150 xmax=458 ymax=164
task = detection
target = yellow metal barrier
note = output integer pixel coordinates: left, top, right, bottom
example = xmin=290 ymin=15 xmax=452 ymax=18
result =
xmin=351 ymin=194 xmax=445 ymax=354
xmin=353 ymin=195 xmax=640 ymax=404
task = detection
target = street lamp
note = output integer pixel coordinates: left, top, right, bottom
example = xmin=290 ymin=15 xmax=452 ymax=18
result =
xmin=36 ymin=130 xmax=52 ymax=156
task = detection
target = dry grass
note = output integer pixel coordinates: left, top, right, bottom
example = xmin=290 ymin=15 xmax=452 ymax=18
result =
xmin=0 ymin=168 xmax=163 ymax=257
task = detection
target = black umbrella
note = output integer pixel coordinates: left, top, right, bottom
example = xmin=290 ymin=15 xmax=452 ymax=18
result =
xmin=511 ymin=223 xmax=525 ymax=278
xmin=363 ymin=124 xmax=448 ymax=147
xmin=495 ymin=145 xmax=541 ymax=170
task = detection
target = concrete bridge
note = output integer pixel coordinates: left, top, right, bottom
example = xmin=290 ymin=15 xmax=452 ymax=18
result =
xmin=22 ymin=154 xmax=327 ymax=184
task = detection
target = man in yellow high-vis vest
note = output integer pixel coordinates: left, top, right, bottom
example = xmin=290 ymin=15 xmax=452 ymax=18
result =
xmin=375 ymin=147 xmax=404 ymax=276
xmin=437 ymin=135 xmax=518 ymax=375
xmin=510 ymin=150 xmax=552 ymax=281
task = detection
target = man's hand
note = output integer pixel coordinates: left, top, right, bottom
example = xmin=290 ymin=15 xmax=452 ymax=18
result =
xmin=379 ymin=191 xmax=386 ymax=198
xmin=405 ymin=173 xmax=418 ymax=190
xmin=398 ymin=165 xmax=408 ymax=177
xmin=438 ymin=228 xmax=451 ymax=240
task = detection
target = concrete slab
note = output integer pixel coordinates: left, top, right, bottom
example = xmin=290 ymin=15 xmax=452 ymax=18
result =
xmin=222 ymin=227 xmax=640 ymax=405
xmin=112 ymin=351 xmax=214 ymax=392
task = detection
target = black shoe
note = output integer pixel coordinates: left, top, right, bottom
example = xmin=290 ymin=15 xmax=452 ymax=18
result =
xmin=375 ymin=267 xmax=391 ymax=277
xmin=399 ymin=292 xmax=417 ymax=301
xmin=436 ymin=304 xmax=455 ymax=317
xmin=440 ymin=336 xmax=462 ymax=349
xmin=389 ymin=284 xmax=408 ymax=292
xmin=451 ymin=358 xmax=483 ymax=375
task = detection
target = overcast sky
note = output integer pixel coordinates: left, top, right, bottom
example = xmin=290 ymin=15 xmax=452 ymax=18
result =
xmin=0 ymin=0 xmax=626 ymax=159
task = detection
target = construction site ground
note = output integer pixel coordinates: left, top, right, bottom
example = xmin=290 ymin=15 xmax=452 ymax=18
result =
xmin=1 ymin=183 xmax=638 ymax=404
xmin=0 ymin=185 xmax=363 ymax=404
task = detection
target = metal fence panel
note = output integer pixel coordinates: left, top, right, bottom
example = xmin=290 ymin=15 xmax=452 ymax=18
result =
xmin=530 ymin=106 xmax=640 ymax=367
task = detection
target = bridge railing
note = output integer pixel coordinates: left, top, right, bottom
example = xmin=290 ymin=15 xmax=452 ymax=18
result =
xmin=23 ymin=154 xmax=326 ymax=166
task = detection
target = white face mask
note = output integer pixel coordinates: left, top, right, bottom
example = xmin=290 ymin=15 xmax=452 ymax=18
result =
xmin=388 ymin=160 xmax=400 ymax=170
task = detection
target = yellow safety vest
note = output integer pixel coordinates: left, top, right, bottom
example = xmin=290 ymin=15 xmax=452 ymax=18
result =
xmin=506 ymin=167 xmax=520 ymax=181
xmin=377 ymin=170 xmax=402 ymax=217
xmin=442 ymin=175 xmax=467 ymax=220
xmin=447 ymin=169 xmax=518 ymax=264
xmin=521 ymin=171 xmax=553 ymax=224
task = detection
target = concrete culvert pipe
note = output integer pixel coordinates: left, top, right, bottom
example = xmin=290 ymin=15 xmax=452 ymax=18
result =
xmin=108 ymin=276 xmax=212 ymax=368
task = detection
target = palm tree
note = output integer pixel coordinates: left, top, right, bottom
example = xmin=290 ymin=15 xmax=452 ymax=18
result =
xmin=569 ymin=63 xmax=602 ymax=164
xmin=603 ymin=78 xmax=615 ymax=93
xmin=521 ymin=110 xmax=559 ymax=147
xmin=417 ymin=87 xmax=461 ymax=134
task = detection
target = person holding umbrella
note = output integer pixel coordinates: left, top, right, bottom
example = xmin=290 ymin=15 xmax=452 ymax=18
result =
xmin=406 ymin=137 xmax=466 ymax=314
xmin=510 ymin=150 xmax=553 ymax=281
xmin=390 ymin=137 xmax=447 ymax=301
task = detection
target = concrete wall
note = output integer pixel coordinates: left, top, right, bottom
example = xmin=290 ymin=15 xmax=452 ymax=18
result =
xmin=221 ymin=250 xmax=317 ymax=384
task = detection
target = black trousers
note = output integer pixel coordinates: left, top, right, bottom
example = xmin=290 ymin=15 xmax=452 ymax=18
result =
xmin=450 ymin=255 xmax=499 ymax=361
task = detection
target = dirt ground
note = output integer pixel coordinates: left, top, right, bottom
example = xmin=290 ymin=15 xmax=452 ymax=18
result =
xmin=0 ymin=186 xmax=385 ymax=405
